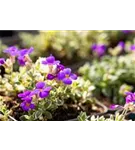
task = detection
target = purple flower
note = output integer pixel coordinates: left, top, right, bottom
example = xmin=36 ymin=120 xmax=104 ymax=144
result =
xmin=125 ymin=92 xmax=135 ymax=103
xmin=17 ymin=47 xmax=34 ymax=66
xmin=42 ymin=55 xmax=60 ymax=65
xmin=58 ymin=68 xmax=77 ymax=85
xmin=18 ymin=90 xmax=33 ymax=101
xmin=110 ymin=104 xmax=122 ymax=110
xmin=20 ymin=99 xmax=35 ymax=111
xmin=122 ymin=30 xmax=132 ymax=34
xmin=17 ymin=57 xmax=26 ymax=66
xmin=91 ymin=44 xmax=106 ymax=57
xmin=47 ymin=64 xmax=65 ymax=80
xmin=18 ymin=47 xmax=34 ymax=56
xmin=47 ymin=74 xmax=56 ymax=80
xmin=130 ymin=45 xmax=135 ymax=51
xmin=57 ymin=64 xmax=65 ymax=72
xmin=0 ymin=58 xmax=5 ymax=66
xmin=3 ymin=46 xmax=19 ymax=56
xmin=117 ymin=41 xmax=125 ymax=49
xmin=33 ymin=82 xmax=52 ymax=98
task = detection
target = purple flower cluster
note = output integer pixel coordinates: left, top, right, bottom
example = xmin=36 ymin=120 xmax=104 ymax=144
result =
xmin=91 ymin=44 xmax=106 ymax=57
xmin=18 ymin=90 xmax=35 ymax=111
xmin=110 ymin=91 xmax=135 ymax=110
xmin=14 ymin=52 xmax=77 ymax=111
xmin=42 ymin=55 xmax=77 ymax=85
xmin=3 ymin=46 xmax=34 ymax=66
xmin=18 ymin=82 xmax=52 ymax=111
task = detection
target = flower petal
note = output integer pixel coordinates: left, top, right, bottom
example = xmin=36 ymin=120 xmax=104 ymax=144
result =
xmin=42 ymin=60 xmax=47 ymax=65
xmin=28 ymin=47 xmax=34 ymax=54
xmin=110 ymin=104 xmax=122 ymax=110
xmin=47 ymin=74 xmax=56 ymax=80
xmin=18 ymin=56 xmax=26 ymax=66
xmin=64 ymin=68 xmax=71 ymax=75
xmin=0 ymin=58 xmax=5 ymax=65
xmin=46 ymin=55 xmax=55 ymax=63
xmin=58 ymin=71 xmax=65 ymax=80
xmin=130 ymin=45 xmax=135 ymax=50
xmin=125 ymin=91 xmax=133 ymax=95
xmin=18 ymin=90 xmax=31 ymax=98
xmin=70 ymin=73 xmax=77 ymax=80
xmin=36 ymin=82 xmax=45 ymax=89
xmin=118 ymin=41 xmax=125 ymax=49
xmin=44 ymin=86 xmax=52 ymax=92
xmin=19 ymin=49 xmax=28 ymax=56
xmin=91 ymin=44 xmax=97 ymax=50
xmin=18 ymin=93 xmax=24 ymax=98
xmin=57 ymin=64 xmax=65 ymax=72
xmin=54 ymin=60 xmax=60 ymax=64
xmin=20 ymin=102 xmax=29 ymax=111
xmin=3 ymin=46 xmax=18 ymax=56
xmin=63 ymin=78 xmax=72 ymax=85
xmin=126 ymin=95 xmax=132 ymax=103
xmin=30 ymin=103 xmax=35 ymax=109
xmin=22 ymin=97 xmax=32 ymax=102
xmin=39 ymin=91 xmax=49 ymax=98
xmin=32 ymin=89 xmax=40 ymax=95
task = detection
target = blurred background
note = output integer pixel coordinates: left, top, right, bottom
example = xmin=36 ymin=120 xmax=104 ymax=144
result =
xmin=0 ymin=30 xmax=135 ymax=68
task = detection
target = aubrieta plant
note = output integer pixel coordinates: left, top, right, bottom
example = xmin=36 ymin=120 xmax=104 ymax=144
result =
xmin=77 ymin=91 xmax=135 ymax=121
xmin=79 ymin=53 xmax=135 ymax=104
xmin=0 ymin=46 xmax=95 ymax=121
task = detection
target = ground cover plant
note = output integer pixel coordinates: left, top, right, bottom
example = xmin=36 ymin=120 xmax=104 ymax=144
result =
xmin=79 ymin=53 xmax=135 ymax=105
xmin=0 ymin=46 xmax=100 ymax=121
xmin=77 ymin=91 xmax=135 ymax=121
xmin=1 ymin=30 xmax=135 ymax=121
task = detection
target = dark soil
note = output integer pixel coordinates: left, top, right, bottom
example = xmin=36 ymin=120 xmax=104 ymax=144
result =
xmin=51 ymin=102 xmax=108 ymax=121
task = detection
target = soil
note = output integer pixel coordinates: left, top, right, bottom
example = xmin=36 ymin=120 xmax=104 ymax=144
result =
xmin=51 ymin=101 xmax=108 ymax=121
xmin=97 ymin=96 xmax=112 ymax=108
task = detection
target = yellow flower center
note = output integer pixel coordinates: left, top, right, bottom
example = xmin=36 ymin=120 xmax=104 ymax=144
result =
xmin=26 ymin=103 xmax=30 ymax=107
xmin=40 ymin=89 xmax=43 ymax=92
xmin=65 ymin=74 xmax=69 ymax=78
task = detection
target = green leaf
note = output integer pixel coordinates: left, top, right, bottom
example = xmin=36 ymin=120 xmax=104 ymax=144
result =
xmin=20 ymin=115 xmax=31 ymax=120
xmin=44 ymin=111 xmax=52 ymax=120
xmin=34 ymin=111 xmax=43 ymax=120
xmin=56 ymin=99 xmax=64 ymax=106
xmin=44 ymin=100 xmax=52 ymax=109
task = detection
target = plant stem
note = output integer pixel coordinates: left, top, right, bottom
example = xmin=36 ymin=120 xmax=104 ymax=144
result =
xmin=8 ymin=115 xmax=17 ymax=121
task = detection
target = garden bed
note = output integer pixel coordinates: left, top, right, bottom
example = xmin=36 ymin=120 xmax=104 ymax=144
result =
xmin=0 ymin=30 xmax=135 ymax=121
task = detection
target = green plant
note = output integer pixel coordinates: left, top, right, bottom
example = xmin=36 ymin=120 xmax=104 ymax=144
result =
xmin=0 ymin=46 xmax=96 ymax=121
xmin=78 ymin=91 xmax=135 ymax=121
xmin=79 ymin=53 xmax=135 ymax=104
xmin=77 ymin=112 xmax=126 ymax=121
xmin=19 ymin=30 xmax=133 ymax=64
